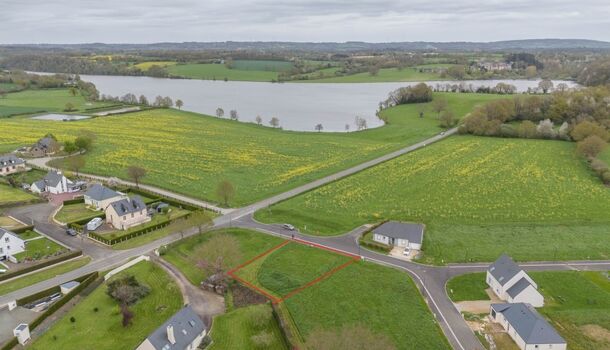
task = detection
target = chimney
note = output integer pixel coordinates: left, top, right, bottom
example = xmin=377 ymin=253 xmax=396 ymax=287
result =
xmin=167 ymin=325 xmax=176 ymax=344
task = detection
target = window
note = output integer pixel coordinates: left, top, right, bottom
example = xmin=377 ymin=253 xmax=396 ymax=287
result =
xmin=5 ymin=237 xmax=8 ymax=243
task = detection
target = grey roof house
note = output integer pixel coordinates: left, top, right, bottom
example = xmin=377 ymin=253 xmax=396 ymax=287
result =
xmin=105 ymin=195 xmax=151 ymax=230
xmin=84 ymin=184 xmax=124 ymax=210
xmin=372 ymin=221 xmax=424 ymax=250
xmin=490 ymin=303 xmax=566 ymax=350
xmin=486 ymin=255 xmax=544 ymax=307
xmin=0 ymin=154 xmax=26 ymax=176
xmin=136 ymin=305 xmax=207 ymax=350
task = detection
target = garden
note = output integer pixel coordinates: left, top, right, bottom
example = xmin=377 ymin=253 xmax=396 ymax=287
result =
xmin=0 ymin=183 xmax=38 ymax=206
xmin=255 ymin=135 xmax=610 ymax=264
xmin=13 ymin=231 xmax=68 ymax=262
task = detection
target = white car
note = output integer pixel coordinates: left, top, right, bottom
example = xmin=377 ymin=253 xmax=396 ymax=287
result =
xmin=283 ymin=223 xmax=295 ymax=231
xmin=403 ymin=248 xmax=411 ymax=256
xmin=86 ymin=217 xmax=103 ymax=231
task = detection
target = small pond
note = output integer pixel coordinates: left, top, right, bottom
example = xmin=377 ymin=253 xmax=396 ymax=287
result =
xmin=31 ymin=114 xmax=91 ymax=121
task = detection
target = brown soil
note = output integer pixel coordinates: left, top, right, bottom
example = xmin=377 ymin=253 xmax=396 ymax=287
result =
xmin=580 ymin=324 xmax=610 ymax=343
xmin=231 ymin=283 xmax=268 ymax=308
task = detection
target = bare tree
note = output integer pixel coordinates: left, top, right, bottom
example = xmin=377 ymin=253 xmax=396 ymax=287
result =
xmin=189 ymin=210 xmax=213 ymax=234
xmin=269 ymin=117 xmax=280 ymax=128
xmin=126 ymin=166 xmax=146 ymax=188
xmin=538 ymin=79 xmax=554 ymax=94
xmin=431 ymin=98 xmax=448 ymax=118
xmin=175 ymin=99 xmax=184 ymax=110
xmin=354 ymin=116 xmax=367 ymax=130
xmin=255 ymin=115 xmax=263 ymax=125
xmin=216 ymin=180 xmax=235 ymax=206
xmin=230 ymin=110 xmax=239 ymax=121
xmin=215 ymin=108 xmax=224 ymax=118
xmin=138 ymin=95 xmax=149 ymax=106
xmin=315 ymin=123 xmax=323 ymax=132
xmin=195 ymin=234 xmax=242 ymax=280
xmin=345 ymin=124 xmax=350 ymax=132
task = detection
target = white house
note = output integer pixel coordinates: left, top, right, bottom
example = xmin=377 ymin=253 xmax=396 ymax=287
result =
xmin=487 ymin=255 xmax=544 ymax=307
xmin=136 ymin=305 xmax=206 ymax=350
xmin=0 ymin=228 xmax=25 ymax=261
xmin=0 ymin=155 xmax=27 ymax=176
xmin=84 ymin=184 xmax=124 ymax=210
xmin=490 ymin=303 xmax=566 ymax=350
xmin=105 ymin=196 xmax=150 ymax=230
xmin=372 ymin=221 xmax=424 ymax=250
xmin=31 ymin=171 xmax=76 ymax=194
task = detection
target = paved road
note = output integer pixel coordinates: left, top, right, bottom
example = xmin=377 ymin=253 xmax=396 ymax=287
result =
xmin=26 ymin=156 xmax=230 ymax=214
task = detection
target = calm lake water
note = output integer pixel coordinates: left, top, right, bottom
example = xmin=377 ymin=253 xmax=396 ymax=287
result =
xmin=31 ymin=113 xmax=91 ymax=121
xmin=81 ymin=75 xmax=578 ymax=132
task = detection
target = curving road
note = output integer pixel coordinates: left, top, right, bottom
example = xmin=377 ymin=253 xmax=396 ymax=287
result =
xmin=5 ymin=127 xmax=610 ymax=350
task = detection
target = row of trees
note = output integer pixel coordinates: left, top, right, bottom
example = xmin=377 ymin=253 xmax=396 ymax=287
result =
xmin=99 ymin=93 xmax=183 ymax=109
xmin=214 ymin=107 xmax=281 ymax=128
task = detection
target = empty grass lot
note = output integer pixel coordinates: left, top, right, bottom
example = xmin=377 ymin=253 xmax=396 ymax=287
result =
xmin=447 ymin=271 xmax=610 ymax=350
xmin=0 ymin=89 xmax=110 ymax=116
xmin=0 ymin=184 xmax=38 ymax=205
xmin=30 ymin=261 xmax=183 ymax=350
xmin=168 ymin=62 xmax=283 ymax=81
xmin=54 ymin=202 xmax=102 ymax=224
xmin=303 ymin=67 xmax=442 ymax=83
xmin=255 ymin=136 xmax=610 ymax=264
xmin=209 ymin=303 xmax=288 ymax=350
xmin=0 ymin=257 xmax=90 ymax=295
xmin=0 ymin=93 xmax=506 ymax=205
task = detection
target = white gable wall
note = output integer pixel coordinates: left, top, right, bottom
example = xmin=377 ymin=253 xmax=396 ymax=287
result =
xmin=0 ymin=232 xmax=25 ymax=259
xmin=487 ymin=270 xmax=537 ymax=300
xmin=508 ymin=285 xmax=544 ymax=307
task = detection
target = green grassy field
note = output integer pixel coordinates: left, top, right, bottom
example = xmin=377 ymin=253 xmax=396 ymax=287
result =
xmin=209 ymin=303 xmax=288 ymax=350
xmin=14 ymin=235 xmax=67 ymax=262
xmin=231 ymin=60 xmax=293 ymax=72
xmin=255 ymin=136 xmax=610 ymax=264
xmin=0 ymin=183 xmax=38 ymax=205
xmin=447 ymin=271 xmax=610 ymax=350
xmin=168 ymin=63 xmax=280 ymax=81
xmin=0 ymin=257 xmax=90 ymax=295
xmin=163 ymin=228 xmax=284 ymax=285
xmin=303 ymin=67 xmax=442 ymax=83
xmin=234 ymin=242 xmax=352 ymax=297
xmin=0 ymin=93 xmax=504 ymax=205
xmin=30 ymin=260 xmax=183 ymax=350
xmin=54 ymin=202 xmax=102 ymax=223
xmin=0 ymin=89 xmax=109 ymax=117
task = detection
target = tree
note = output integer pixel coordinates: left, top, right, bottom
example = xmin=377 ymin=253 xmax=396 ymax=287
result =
xmin=175 ymin=99 xmax=183 ymax=110
xmin=69 ymin=87 xmax=78 ymax=96
xmin=577 ymin=135 xmax=607 ymax=158
xmin=517 ymin=120 xmax=537 ymax=138
xmin=431 ymin=98 xmax=448 ymax=118
xmin=216 ymin=180 xmax=235 ymax=206
xmin=314 ymin=123 xmax=323 ymax=132
xmin=269 ymin=117 xmax=280 ymax=128
xmin=126 ymin=166 xmax=146 ymax=188
xmin=195 ymin=234 xmax=242 ymax=278
xmin=345 ymin=124 xmax=350 ymax=132
xmin=121 ymin=304 xmax=134 ymax=328
xmin=138 ymin=95 xmax=149 ymax=106
xmin=189 ymin=210 xmax=212 ymax=234
xmin=64 ymin=102 xmax=75 ymax=112
xmin=229 ymin=110 xmax=238 ymax=121
xmin=74 ymin=135 xmax=93 ymax=151
xmin=439 ymin=111 xmax=455 ymax=128
xmin=354 ymin=116 xmax=367 ymax=130
xmin=107 ymin=276 xmax=151 ymax=306
xmin=255 ymin=115 xmax=262 ymax=125
xmin=304 ymin=325 xmax=396 ymax=350
xmin=536 ymin=119 xmax=556 ymax=139
xmin=571 ymin=121 xmax=610 ymax=142
xmin=216 ymin=108 xmax=224 ymax=118
xmin=368 ymin=65 xmax=380 ymax=76
xmin=558 ymin=122 xmax=570 ymax=140
xmin=538 ymin=79 xmax=554 ymax=94
xmin=68 ymin=155 xmax=86 ymax=176
xmin=447 ymin=65 xmax=466 ymax=80
xmin=525 ymin=65 xmax=537 ymax=78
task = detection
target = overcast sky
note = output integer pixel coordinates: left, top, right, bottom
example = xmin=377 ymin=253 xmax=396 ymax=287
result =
xmin=1 ymin=0 xmax=609 ymax=44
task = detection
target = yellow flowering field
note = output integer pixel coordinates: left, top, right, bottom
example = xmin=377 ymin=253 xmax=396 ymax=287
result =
xmin=256 ymin=136 xmax=610 ymax=263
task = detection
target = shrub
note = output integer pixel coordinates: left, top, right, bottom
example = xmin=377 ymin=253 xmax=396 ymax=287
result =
xmin=107 ymin=275 xmax=150 ymax=306
xmin=70 ymin=316 xmax=76 ymax=323
xmin=577 ymin=135 xmax=607 ymax=158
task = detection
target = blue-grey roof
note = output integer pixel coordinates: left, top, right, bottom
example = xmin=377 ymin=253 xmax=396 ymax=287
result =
xmin=0 ymin=154 xmax=24 ymax=166
xmin=506 ymin=278 xmax=533 ymax=298
xmin=85 ymin=184 xmax=121 ymax=201
xmin=15 ymin=324 xmax=28 ymax=331
xmin=42 ymin=171 xmax=64 ymax=187
xmin=109 ymin=196 xmax=146 ymax=215
xmin=491 ymin=303 xmax=565 ymax=345
xmin=144 ymin=305 xmax=206 ymax=350
xmin=33 ymin=179 xmax=46 ymax=190
xmin=488 ymin=254 xmax=522 ymax=286
xmin=373 ymin=221 xmax=424 ymax=244
xmin=60 ymin=281 xmax=80 ymax=289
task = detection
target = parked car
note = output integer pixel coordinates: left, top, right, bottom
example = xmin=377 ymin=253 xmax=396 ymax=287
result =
xmin=283 ymin=223 xmax=295 ymax=231
xmin=86 ymin=217 xmax=103 ymax=231
xmin=403 ymin=248 xmax=411 ymax=256
xmin=66 ymin=228 xmax=78 ymax=236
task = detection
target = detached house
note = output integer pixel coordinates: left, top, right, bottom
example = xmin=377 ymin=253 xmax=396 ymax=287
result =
xmin=490 ymin=303 xmax=566 ymax=350
xmin=26 ymin=136 xmax=59 ymax=158
xmin=487 ymin=255 xmax=544 ymax=307
xmin=31 ymin=171 xmax=76 ymax=195
xmin=0 ymin=155 xmax=27 ymax=176
xmin=105 ymin=196 xmax=150 ymax=230
xmin=136 ymin=305 xmax=206 ymax=350
xmin=84 ymin=184 xmax=124 ymax=210
xmin=0 ymin=228 xmax=25 ymax=261
xmin=372 ymin=221 xmax=424 ymax=251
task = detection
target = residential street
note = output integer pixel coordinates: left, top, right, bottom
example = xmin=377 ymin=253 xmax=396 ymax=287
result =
xmin=4 ymin=128 xmax=610 ymax=350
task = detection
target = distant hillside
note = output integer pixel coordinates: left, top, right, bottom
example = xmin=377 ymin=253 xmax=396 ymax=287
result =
xmin=2 ymin=39 xmax=610 ymax=53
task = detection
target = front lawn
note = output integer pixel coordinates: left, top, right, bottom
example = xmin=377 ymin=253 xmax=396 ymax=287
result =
xmin=30 ymin=260 xmax=183 ymax=350
xmin=209 ymin=303 xmax=288 ymax=350
xmin=54 ymin=202 xmax=102 ymax=224
xmin=0 ymin=183 xmax=38 ymax=206
xmin=13 ymin=235 xmax=67 ymax=262
xmin=256 ymin=136 xmax=610 ymax=264
xmin=446 ymin=273 xmax=489 ymax=302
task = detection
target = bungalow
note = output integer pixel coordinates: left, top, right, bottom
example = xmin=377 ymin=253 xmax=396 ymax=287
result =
xmin=105 ymin=196 xmax=150 ymax=230
xmin=0 ymin=228 xmax=25 ymax=261
xmin=487 ymin=255 xmax=544 ymax=307
xmin=490 ymin=303 xmax=566 ymax=350
xmin=25 ymin=136 xmax=59 ymax=158
xmin=31 ymin=171 xmax=76 ymax=195
xmin=84 ymin=184 xmax=124 ymax=210
xmin=136 ymin=305 xmax=206 ymax=350
xmin=0 ymin=155 xmax=27 ymax=176
xmin=372 ymin=221 xmax=424 ymax=251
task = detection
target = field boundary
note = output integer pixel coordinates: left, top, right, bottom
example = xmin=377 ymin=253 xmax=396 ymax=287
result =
xmin=228 ymin=238 xmax=360 ymax=304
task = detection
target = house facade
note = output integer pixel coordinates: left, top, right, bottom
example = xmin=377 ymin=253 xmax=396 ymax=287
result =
xmin=490 ymin=303 xmax=566 ymax=350
xmin=136 ymin=305 xmax=206 ymax=350
xmin=105 ymin=196 xmax=150 ymax=230
xmin=31 ymin=171 xmax=75 ymax=195
xmin=84 ymin=184 xmax=124 ymax=210
xmin=0 ymin=228 xmax=25 ymax=260
xmin=487 ymin=255 xmax=544 ymax=307
xmin=372 ymin=221 xmax=424 ymax=250
xmin=25 ymin=137 xmax=59 ymax=158
xmin=0 ymin=155 xmax=27 ymax=176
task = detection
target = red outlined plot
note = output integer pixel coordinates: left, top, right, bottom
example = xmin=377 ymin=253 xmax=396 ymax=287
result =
xmin=228 ymin=238 xmax=360 ymax=304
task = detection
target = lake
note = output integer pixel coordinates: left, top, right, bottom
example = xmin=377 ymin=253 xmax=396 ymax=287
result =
xmin=31 ymin=113 xmax=91 ymax=121
xmin=81 ymin=75 xmax=578 ymax=132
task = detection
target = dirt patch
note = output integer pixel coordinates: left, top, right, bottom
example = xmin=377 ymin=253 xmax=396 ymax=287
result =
xmin=456 ymin=300 xmax=492 ymax=314
xmin=581 ymin=324 xmax=610 ymax=343
xmin=231 ymin=282 xmax=268 ymax=308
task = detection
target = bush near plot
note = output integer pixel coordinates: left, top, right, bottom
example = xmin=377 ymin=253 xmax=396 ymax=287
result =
xmin=256 ymin=136 xmax=610 ymax=264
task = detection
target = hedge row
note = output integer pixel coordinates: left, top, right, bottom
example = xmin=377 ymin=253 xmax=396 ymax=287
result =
xmin=0 ymin=337 xmax=18 ymax=350
xmin=360 ymin=240 xmax=392 ymax=254
xmin=12 ymin=225 xmax=35 ymax=234
xmin=0 ymin=250 xmax=82 ymax=283
xmin=67 ymin=213 xmax=106 ymax=229
xmin=87 ymin=214 xmax=190 ymax=245
xmin=84 ymin=103 xmax=124 ymax=112
xmin=62 ymin=197 xmax=84 ymax=205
